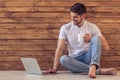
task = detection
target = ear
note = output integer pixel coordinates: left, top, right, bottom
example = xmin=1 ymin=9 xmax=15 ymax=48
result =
xmin=82 ymin=14 xmax=86 ymax=18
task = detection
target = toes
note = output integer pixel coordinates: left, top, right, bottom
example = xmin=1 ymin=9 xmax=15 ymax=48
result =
xmin=88 ymin=74 xmax=96 ymax=78
xmin=112 ymin=69 xmax=117 ymax=75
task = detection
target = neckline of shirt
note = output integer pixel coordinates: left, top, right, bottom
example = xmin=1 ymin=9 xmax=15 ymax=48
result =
xmin=72 ymin=20 xmax=86 ymax=29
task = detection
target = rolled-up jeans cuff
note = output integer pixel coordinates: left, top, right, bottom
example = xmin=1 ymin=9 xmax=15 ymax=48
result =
xmin=90 ymin=62 xmax=100 ymax=74
xmin=90 ymin=62 xmax=100 ymax=68
xmin=96 ymin=68 xmax=100 ymax=75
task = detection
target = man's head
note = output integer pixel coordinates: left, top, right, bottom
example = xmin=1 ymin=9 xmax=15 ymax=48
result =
xmin=70 ymin=3 xmax=86 ymax=26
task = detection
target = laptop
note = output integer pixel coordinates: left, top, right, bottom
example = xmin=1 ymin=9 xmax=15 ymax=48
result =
xmin=21 ymin=58 xmax=42 ymax=75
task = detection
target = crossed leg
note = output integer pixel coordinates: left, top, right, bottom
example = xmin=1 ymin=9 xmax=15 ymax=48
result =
xmin=88 ymin=65 xmax=116 ymax=78
xmin=60 ymin=36 xmax=117 ymax=78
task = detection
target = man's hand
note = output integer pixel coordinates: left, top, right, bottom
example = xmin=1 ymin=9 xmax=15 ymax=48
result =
xmin=44 ymin=69 xmax=57 ymax=74
xmin=84 ymin=34 xmax=92 ymax=42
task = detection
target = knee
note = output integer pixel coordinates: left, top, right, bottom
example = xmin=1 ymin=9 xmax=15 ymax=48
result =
xmin=91 ymin=35 xmax=101 ymax=42
xmin=60 ymin=55 xmax=70 ymax=65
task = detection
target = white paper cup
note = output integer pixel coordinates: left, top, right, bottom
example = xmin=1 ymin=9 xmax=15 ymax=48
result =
xmin=78 ymin=33 xmax=84 ymax=41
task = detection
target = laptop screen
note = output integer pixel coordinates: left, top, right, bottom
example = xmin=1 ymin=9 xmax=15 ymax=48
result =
xmin=21 ymin=58 xmax=42 ymax=75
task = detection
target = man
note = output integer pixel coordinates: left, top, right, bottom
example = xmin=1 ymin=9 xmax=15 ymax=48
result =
xmin=45 ymin=3 xmax=116 ymax=78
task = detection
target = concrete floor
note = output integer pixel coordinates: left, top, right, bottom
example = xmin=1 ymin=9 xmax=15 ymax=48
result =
xmin=0 ymin=71 xmax=119 ymax=80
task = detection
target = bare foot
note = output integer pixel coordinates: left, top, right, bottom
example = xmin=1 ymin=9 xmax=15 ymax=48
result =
xmin=88 ymin=65 xmax=97 ymax=78
xmin=99 ymin=68 xmax=116 ymax=75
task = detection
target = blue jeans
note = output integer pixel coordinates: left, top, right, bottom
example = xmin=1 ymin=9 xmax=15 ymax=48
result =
xmin=60 ymin=35 xmax=101 ymax=74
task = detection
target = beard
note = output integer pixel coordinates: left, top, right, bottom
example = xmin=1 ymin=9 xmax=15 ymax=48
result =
xmin=73 ymin=20 xmax=82 ymax=25
xmin=73 ymin=16 xmax=82 ymax=26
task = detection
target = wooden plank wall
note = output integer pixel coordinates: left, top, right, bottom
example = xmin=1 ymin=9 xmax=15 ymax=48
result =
xmin=0 ymin=0 xmax=119 ymax=70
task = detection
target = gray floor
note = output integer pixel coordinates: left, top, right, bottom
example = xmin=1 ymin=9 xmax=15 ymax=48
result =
xmin=0 ymin=71 xmax=119 ymax=80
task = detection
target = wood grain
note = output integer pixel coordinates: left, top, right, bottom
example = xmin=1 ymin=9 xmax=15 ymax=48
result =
xmin=0 ymin=0 xmax=119 ymax=70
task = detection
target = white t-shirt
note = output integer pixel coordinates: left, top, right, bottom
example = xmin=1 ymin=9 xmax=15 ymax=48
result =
xmin=59 ymin=20 xmax=102 ymax=57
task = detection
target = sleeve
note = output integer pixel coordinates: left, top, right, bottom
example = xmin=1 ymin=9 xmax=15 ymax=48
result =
xmin=58 ymin=25 xmax=67 ymax=40
xmin=92 ymin=24 xmax=102 ymax=36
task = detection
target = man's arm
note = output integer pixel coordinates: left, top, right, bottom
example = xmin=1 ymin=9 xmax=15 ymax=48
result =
xmin=100 ymin=36 xmax=109 ymax=52
xmin=53 ymin=38 xmax=66 ymax=70
xmin=83 ymin=34 xmax=109 ymax=52
xmin=44 ymin=38 xmax=66 ymax=74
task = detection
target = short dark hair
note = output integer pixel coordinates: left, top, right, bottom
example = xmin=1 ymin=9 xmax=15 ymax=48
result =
xmin=70 ymin=3 xmax=86 ymax=15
